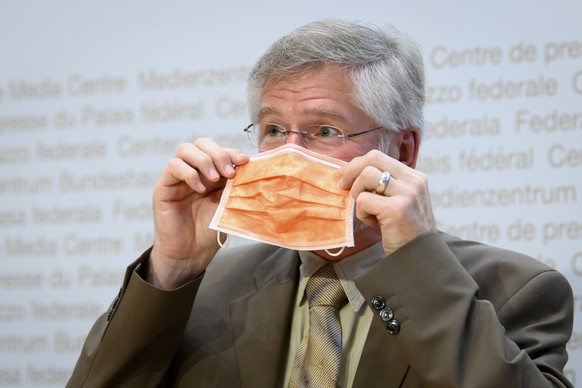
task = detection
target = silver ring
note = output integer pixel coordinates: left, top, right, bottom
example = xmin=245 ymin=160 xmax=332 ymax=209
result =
xmin=375 ymin=171 xmax=390 ymax=195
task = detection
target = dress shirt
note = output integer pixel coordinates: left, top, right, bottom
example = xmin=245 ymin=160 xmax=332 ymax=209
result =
xmin=283 ymin=242 xmax=386 ymax=387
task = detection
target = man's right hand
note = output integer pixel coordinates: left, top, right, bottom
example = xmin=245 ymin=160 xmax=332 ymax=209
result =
xmin=146 ymin=138 xmax=249 ymax=290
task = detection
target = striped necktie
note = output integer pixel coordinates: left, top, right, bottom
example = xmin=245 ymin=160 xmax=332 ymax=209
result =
xmin=289 ymin=265 xmax=347 ymax=388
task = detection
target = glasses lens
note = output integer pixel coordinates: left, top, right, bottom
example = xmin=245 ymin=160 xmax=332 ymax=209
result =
xmin=246 ymin=124 xmax=261 ymax=149
xmin=247 ymin=123 xmax=287 ymax=150
xmin=245 ymin=123 xmax=346 ymax=153
xmin=304 ymin=125 xmax=344 ymax=152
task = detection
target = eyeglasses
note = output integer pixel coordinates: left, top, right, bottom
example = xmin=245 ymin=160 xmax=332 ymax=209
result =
xmin=243 ymin=123 xmax=383 ymax=154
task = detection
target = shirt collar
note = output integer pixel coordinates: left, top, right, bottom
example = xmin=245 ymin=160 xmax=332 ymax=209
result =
xmin=296 ymin=242 xmax=386 ymax=311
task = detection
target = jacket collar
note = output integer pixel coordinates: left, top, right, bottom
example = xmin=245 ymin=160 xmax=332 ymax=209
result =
xmin=228 ymin=245 xmax=411 ymax=387
xmin=229 ymin=247 xmax=300 ymax=387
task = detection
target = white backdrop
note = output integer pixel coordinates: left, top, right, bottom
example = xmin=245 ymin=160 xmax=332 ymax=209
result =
xmin=0 ymin=1 xmax=580 ymax=386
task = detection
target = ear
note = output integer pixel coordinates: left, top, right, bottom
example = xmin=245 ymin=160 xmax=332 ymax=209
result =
xmin=393 ymin=128 xmax=420 ymax=168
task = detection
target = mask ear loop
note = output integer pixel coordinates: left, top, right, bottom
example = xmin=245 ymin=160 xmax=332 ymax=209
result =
xmin=216 ymin=231 xmax=230 ymax=249
xmin=325 ymin=246 xmax=345 ymax=257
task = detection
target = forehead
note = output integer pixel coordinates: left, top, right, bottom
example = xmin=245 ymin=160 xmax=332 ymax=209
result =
xmin=262 ymin=64 xmax=352 ymax=97
xmin=259 ymin=64 xmax=360 ymax=120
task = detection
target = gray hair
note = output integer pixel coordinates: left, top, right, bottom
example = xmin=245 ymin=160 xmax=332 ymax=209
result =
xmin=246 ymin=19 xmax=425 ymax=151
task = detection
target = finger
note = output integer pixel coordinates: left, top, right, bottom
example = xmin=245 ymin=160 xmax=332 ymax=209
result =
xmin=192 ymin=138 xmax=250 ymax=179
xmin=353 ymin=191 xmax=386 ymax=227
xmin=382 ymin=168 xmax=427 ymax=199
xmin=348 ymin=166 xmax=379 ymax=198
xmin=348 ymin=166 xmax=399 ymax=200
xmin=158 ymin=157 xmax=206 ymax=193
xmin=173 ymin=140 xmax=247 ymax=184
xmin=340 ymin=150 xmax=406 ymax=189
xmin=174 ymin=141 xmax=221 ymax=182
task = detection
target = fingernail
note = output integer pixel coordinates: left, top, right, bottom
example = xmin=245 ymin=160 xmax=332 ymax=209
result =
xmin=224 ymin=164 xmax=235 ymax=175
xmin=196 ymin=182 xmax=206 ymax=192
xmin=208 ymin=169 xmax=219 ymax=180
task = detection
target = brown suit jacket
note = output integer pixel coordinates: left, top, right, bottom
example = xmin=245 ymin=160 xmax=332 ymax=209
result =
xmin=67 ymin=232 xmax=574 ymax=387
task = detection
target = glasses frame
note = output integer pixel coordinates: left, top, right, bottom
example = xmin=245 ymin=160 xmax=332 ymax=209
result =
xmin=243 ymin=123 xmax=383 ymax=151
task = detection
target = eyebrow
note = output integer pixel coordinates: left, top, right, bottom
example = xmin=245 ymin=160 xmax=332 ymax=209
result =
xmin=258 ymin=107 xmax=278 ymax=120
xmin=258 ymin=107 xmax=347 ymax=122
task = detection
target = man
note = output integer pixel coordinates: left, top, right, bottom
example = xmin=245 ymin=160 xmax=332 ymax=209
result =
xmin=68 ymin=19 xmax=574 ymax=387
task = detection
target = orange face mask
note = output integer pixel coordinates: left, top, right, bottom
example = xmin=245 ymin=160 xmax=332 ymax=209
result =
xmin=209 ymin=144 xmax=355 ymax=254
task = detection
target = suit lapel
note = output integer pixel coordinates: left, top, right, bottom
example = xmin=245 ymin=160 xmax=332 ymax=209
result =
xmin=226 ymin=246 xmax=412 ymax=387
xmin=229 ymin=248 xmax=300 ymax=387
xmin=353 ymin=262 xmax=412 ymax=388
xmin=352 ymin=313 xmax=410 ymax=387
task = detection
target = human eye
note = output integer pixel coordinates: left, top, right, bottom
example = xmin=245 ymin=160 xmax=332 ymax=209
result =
xmin=263 ymin=124 xmax=286 ymax=137
xmin=313 ymin=125 xmax=342 ymax=138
